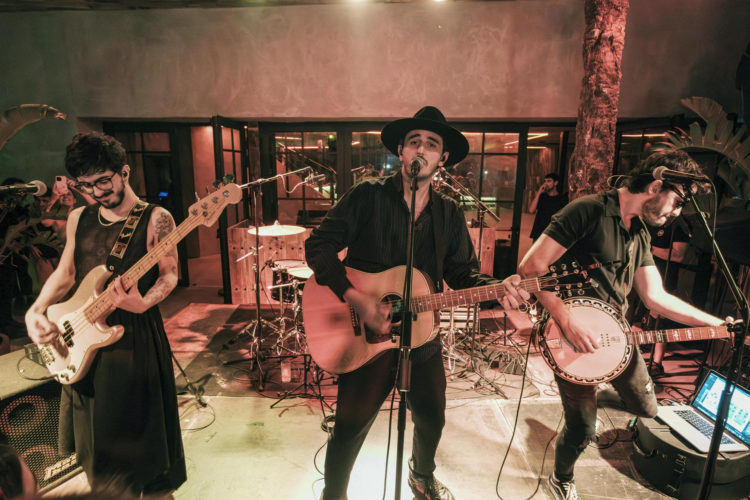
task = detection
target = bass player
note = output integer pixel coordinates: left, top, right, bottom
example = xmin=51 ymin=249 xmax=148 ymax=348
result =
xmin=505 ymin=149 xmax=727 ymax=500
xmin=24 ymin=132 xmax=186 ymax=496
xmin=305 ymin=106 xmax=525 ymax=500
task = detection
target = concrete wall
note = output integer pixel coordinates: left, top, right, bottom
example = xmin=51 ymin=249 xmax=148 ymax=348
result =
xmin=0 ymin=0 xmax=748 ymax=183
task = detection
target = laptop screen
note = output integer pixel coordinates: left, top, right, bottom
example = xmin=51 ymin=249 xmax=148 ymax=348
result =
xmin=692 ymin=371 xmax=750 ymax=446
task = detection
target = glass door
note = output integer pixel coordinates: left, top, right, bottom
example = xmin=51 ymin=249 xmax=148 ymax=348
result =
xmin=211 ymin=116 xmax=251 ymax=303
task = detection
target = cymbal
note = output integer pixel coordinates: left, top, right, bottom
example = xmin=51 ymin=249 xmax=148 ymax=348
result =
xmin=247 ymin=222 xmax=305 ymax=237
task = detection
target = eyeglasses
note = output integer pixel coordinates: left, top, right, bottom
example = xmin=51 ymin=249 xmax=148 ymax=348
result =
xmin=75 ymin=172 xmax=120 ymax=193
xmin=665 ymin=183 xmax=687 ymax=210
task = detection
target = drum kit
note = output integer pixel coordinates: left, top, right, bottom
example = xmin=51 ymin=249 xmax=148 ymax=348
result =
xmin=235 ymin=222 xmax=313 ymax=357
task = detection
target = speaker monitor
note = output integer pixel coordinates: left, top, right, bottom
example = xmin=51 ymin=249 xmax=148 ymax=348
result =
xmin=0 ymin=350 xmax=79 ymax=491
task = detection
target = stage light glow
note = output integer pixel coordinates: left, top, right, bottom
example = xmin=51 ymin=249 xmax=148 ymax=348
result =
xmin=504 ymin=132 xmax=548 ymax=146
xmin=621 ymin=133 xmax=666 ymax=138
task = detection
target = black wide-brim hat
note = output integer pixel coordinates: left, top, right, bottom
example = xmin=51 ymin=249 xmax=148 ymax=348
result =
xmin=381 ymin=106 xmax=469 ymax=167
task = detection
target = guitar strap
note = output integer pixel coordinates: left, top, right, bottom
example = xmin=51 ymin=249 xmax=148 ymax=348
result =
xmin=431 ymin=190 xmax=445 ymax=293
xmin=106 ymin=199 xmax=150 ymax=274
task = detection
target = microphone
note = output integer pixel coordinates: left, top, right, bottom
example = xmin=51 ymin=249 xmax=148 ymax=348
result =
xmin=653 ymin=166 xmax=709 ymax=185
xmin=0 ymin=180 xmax=47 ymax=197
xmin=305 ymin=173 xmax=326 ymax=184
xmin=410 ymin=156 xmax=427 ymax=176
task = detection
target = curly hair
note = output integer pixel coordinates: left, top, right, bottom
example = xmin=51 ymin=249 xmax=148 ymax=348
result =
xmin=623 ymin=149 xmax=704 ymax=193
xmin=64 ymin=132 xmax=127 ymax=178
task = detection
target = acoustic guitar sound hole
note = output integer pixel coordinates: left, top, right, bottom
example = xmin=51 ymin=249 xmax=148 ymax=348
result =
xmin=363 ymin=294 xmax=402 ymax=345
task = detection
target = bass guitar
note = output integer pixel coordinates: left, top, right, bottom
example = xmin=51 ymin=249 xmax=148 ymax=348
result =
xmin=39 ymin=182 xmax=242 ymax=384
xmin=536 ymin=296 xmax=731 ymax=385
xmin=303 ymin=264 xmax=590 ymax=374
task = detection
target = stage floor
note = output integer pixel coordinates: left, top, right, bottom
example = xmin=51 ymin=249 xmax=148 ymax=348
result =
xmin=50 ymin=284 xmax=715 ymax=499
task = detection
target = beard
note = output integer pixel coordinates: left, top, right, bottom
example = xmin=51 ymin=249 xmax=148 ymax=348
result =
xmin=95 ymin=189 xmax=125 ymax=209
xmin=642 ymin=197 xmax=676 ymax=227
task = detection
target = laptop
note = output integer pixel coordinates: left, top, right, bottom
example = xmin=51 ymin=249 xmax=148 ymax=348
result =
xmin=657 ymin=370 xmax=750 ymax=453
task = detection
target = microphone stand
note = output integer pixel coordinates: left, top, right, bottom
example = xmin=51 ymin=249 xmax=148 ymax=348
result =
xmin=683 ymin=189 xmax=749 ymax=500
xmin=436 ymin=169 xmax=504 ymax=385
xmin=223 ymin=167 xmax=313 ymax=391
xmin=393 ymin=163 xmax=421 ymax=500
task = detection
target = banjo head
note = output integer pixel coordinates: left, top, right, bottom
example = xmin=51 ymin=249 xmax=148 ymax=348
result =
xmin=537 ymin=297 xmax=633 ymax=385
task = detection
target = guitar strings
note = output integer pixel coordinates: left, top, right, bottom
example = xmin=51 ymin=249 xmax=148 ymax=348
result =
xmin=365 ymin=277 xmax=541 ymax=311
xmin=62 ymin=219 xmax=199 ymax=338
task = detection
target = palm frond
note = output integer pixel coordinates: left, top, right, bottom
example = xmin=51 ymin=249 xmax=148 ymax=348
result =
xmin=0 ymin=104 xmax=67 ymax=151
xmin=680 ymin=97 xmax=726 ymax=124
xmin=658 ymin=102 xmax=750 ymax=201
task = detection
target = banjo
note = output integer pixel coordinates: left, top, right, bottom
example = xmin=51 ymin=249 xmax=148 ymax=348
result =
xmin=536 ymin=297 xmax=731 ymax=385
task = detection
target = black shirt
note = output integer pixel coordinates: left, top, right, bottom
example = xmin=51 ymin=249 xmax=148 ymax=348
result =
xmin=530 ymin=192 xmax=569 ymax=240
xmin=305 ymin=171 xmax=497 ymax=299
xmin=543 ymin=190 xmax=655 ymax=314
xmin=305 ymin=171 xmax=498 ymax=358
xmin=649 ymin=221 xmax=689 ymax=250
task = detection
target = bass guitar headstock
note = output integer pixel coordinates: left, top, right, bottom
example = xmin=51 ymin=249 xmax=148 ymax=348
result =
xmin=188 ymin=179 xmax=243 ymax=227
xmin=537 ymin=261 xmax=596 ymax=298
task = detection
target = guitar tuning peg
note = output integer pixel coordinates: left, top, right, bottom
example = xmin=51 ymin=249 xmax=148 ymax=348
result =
xmin=212 ymin=180 xmax=222 ymax=189
xmin=549 ymin=265 xmax=556 ymax=273
xmin=560 ymin=263 xmax=567 ymax=271
xmin=194 ymin=192 xmax=200 ymax=202
xmin=223 ymin=174 xmax=235 ymax=184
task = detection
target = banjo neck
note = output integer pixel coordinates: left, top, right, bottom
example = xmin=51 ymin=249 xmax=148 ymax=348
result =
xmin=628 ymin=325 xmax=730 ymax=345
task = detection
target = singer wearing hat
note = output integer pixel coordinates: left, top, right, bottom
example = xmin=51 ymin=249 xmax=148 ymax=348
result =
xmin=305 ymin=106 xmax=524 ymax=500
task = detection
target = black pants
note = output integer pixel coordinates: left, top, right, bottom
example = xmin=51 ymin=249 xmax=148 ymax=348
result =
xmin=322 ymin=349 xmax=446 ymax=500
xmin=553 ymin=349 xmax=658 ymax=481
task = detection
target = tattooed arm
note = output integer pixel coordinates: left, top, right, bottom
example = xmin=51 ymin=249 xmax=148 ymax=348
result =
xmin=142 ymin=207 xmax=179 ymax=308
xmin=108 ymin=206 xmax=179 ymax=313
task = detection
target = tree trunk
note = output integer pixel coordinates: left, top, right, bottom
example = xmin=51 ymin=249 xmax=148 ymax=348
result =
xmin=568 ymin=0 xmax=630 ymax=200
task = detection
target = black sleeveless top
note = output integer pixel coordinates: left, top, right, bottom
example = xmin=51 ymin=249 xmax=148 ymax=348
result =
xmin=60 ymin=203 xmax=186 ymax=494
xmin=74 ymin=204 xmax=159 ymax=296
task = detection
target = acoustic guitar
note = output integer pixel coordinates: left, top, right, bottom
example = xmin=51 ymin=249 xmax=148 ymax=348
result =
xmin=303 ymin=263 xmax=590 ymax=374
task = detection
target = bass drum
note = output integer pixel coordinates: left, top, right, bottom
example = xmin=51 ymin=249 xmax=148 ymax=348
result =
xmin=536 ymin=297 xmax=634 ymax=385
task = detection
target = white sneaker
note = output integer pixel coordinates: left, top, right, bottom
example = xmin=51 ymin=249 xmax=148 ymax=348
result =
xmin=547 ymin=472 xmax=579 ymax=500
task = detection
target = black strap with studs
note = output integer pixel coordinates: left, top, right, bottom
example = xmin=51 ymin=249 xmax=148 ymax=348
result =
xmin=105 ymin=199 xmax=149 ymax=275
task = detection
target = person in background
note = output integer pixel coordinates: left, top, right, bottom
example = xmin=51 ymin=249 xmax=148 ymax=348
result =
xmin=645 ymin=220 xmax=691 ymax=377
xmin=529 ymin=173 xmax=568 ymax=241
xmin=0 ymin=178 xmax=34 ymax=337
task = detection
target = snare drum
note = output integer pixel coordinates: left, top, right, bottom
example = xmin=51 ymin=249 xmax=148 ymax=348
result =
xmin=271 ymin=260 xmax=311 ymax=303
xmin=288 ymin=265 xmax=313 ymax=281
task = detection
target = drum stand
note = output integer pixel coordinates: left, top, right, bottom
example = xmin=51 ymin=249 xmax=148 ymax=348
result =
xmin=436 ymin=168 xmax=502 ymax=374
xmin=266 ymin=273 xmax=317 ymax=406
xmin=268 ymin=279 xmax=306 ymax=356
xmin=269 ymin=353 xmax=317 ymax=408
xmin=223 ymin=181 xmax=274 ymax=390
xmin=225 ymin=166 xmax=316 ymax=391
